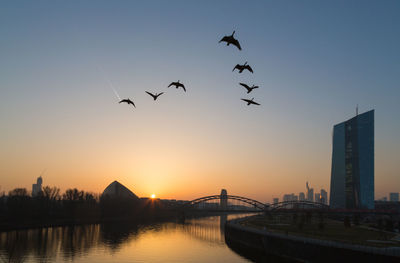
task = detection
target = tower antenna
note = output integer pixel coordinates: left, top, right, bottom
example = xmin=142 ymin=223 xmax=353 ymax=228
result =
xmin=356 ymin=104 xmax=358 ymax=116
xmin=39 ymin=168 xmax=47 ymax=177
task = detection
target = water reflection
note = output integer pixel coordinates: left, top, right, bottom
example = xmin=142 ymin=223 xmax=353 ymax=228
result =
xmin=0 ymin=225 xmax=101 ymax=262
xmin=179 ymin=214 xmax=228 ymax=245
xmin=100 ymin=223 xmax=139 ymax=251
xmin=0 ymin=213 xmax=254 ymax=263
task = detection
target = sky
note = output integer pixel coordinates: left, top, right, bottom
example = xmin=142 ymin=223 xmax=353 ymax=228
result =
xmin=0 ymin=1 xmax=399 ymax=203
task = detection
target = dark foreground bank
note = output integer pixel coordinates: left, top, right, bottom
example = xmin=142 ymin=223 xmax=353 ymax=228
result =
xmin=0 ymin=188 xmax=182 ymax=232
xmin=225 ymin=216 xmax=400 ymax=263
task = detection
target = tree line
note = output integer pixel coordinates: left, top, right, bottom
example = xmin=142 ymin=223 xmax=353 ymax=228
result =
xmin=0 ymin=186 xmax=168 ymax=231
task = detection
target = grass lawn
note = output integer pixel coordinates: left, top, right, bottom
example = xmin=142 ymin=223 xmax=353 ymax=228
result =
xmin=241 ymin=214 xmax=400 ymax=248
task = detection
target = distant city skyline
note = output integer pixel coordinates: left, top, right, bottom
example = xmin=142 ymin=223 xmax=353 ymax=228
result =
xmin=1 ymin=1 xmax=400 ymax=203
xmin=279 ymin=181 xmax=327 ymax=205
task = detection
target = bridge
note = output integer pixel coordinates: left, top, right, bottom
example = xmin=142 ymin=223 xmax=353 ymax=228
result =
xmin=268 ymin=200 xmax=330 ymax=211
xmin=181 ymin=190 xmax=400 ymax=216
xmin=182 ymin=189 xmax=328 ymax=212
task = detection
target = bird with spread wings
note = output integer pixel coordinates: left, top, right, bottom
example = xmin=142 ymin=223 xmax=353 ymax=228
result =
xmin=219 ymin=31 xmax=242 ymax=51
xmin=233 ymin=62 xmax=253 ymax=73
xmin=168 ymin=80 xmax=186 ymax=92
xmin=241 ymin=98 xmax=260 ymax=106
xmin=146 ymin=91 xmax=164 ymax=101
xmin=239 ymin=83 xmax=259 ymax=93
xmin=119 ymin=98 xmax=136 ymax=108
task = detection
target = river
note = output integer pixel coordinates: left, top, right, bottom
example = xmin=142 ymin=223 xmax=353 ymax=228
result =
xmin=0 ymin=213 xmax=267 ymax=263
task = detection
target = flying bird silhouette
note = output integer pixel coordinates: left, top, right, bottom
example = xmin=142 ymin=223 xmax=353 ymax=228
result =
xmin=146 ymin=91 xmax=164 ymax=100
xmin=219 ymin=31 xmax=241 ymax=50
xmin=239 ymin=83 xmax=259 ymax=93
xmin=241 ymin=98 xmax=260 ymax=106
xmin=168 ymin=80 xmax=186 ymax=92
xmin=233 ymin=62 xmax=253 ymax=73
xmin=119 ymin=98 xmax=136 ymax=108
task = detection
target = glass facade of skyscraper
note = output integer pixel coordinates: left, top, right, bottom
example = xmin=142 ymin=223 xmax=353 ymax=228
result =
xmin=330 ymin=110 xmax=374 ymax=209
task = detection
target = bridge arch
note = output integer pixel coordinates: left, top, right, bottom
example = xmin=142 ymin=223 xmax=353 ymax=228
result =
xmin=185 ymin=194 xmax=268 ymax=211
xmin=268 ymin=200 xmax=330 ymax=211
xmin=183 ymin=192 xmax=330 ymax=212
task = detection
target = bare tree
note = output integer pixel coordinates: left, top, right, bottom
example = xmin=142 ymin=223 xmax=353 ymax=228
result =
xmin=8 ymin=188 xmax=28 ymax=197
xmin=63 ymin=188 xmax=84 ymax=201
xmin=42 ymin=186 xmax=60 ymax=201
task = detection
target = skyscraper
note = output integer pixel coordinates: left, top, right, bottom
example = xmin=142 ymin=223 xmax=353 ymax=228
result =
xmin=315 ymin=193 xmax=321 ymax=203
xmin=330 ymin=110 xmax=374 ymax=209
xmin=320 ymin=189 xmax=328 ymax=205
xmin=389 ymin=193 xmax=399 ymax=202
xmin=306 ymin=182 xmax=314 ymax=202
xmin=32 ymin=176 xmax=43 ymax=197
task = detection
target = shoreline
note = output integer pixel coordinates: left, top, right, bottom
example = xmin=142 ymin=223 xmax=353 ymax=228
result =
xmin=225 ymin=215 xmax=400 ymax=262
xmin=0 ymin=210 xmax=256 ymax=233
xmin=0 ymin=210 xmax=180 ymax=233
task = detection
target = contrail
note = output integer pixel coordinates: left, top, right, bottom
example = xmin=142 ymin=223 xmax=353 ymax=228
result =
xmin=40 ymin=168 xmax=47 ymax=177
xmin=110 ymin=83 xmax=121 ymax=101
xmin=96 ymin=65 xmax=121 ymax=101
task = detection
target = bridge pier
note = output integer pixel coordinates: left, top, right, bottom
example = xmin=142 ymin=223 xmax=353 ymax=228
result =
xmin=220 ymin=189 xmax=228 ymax=210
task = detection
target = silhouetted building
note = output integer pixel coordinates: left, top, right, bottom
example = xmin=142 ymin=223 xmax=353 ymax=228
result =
xmin=330 ymin=110 xmax=374 ymax=209
xmin=389 ymin=192 xmax=399 ymax=202
xmin=283 ymin=194 xmax=297 ymax=202
xmin=220 ymin=189 xmax=227 ymax=210
xmin=102 ymin=181 xmax=139 ymax=200
xmin=160 ymin=199 xmax=189 ymax=208
xmin=32 ymin=176 xmax=43 ymax=197
xmin=375 ymin=200 xmax=400 ymax=213
xmin=320 ymin=189 xmax=328 ymax=205
xmin=283 ymin=194 xmax=291 ymax=202
xmin=315 ymin=193 xmax=321 ymax=203
xmin=306 ymin=182 xmax=314 ymax=202
xmin=299 ymin=192 xmax=305 ymax=201
xmin=273 ymin=198 xmax=279 ymax=204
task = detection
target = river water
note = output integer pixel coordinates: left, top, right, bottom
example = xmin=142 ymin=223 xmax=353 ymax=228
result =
xmin=0 ymin=213 xmax=260 ymax=263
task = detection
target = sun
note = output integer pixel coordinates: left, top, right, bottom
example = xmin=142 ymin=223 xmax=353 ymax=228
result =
xmin=151 ymin=194 xmax=156 ymax=199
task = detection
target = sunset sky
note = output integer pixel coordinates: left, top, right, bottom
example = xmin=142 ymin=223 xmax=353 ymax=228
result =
xmin=1 ymin=1 xmax=399 ymax=203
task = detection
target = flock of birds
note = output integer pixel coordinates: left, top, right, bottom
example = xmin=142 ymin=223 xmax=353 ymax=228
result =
xmin=220 ymin=30 xmax=260 ymax=106
xmin=118 ymin=80 xmax=186 ymax=108
xmin=119 ymin=30 xmax=260 ymax=109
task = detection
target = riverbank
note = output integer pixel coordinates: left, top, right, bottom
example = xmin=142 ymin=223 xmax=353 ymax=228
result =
xmin=0 ymin=209 xmax=180 ymax=232
xmin=0 ymin=210 xmax=258 ymax=232
xmin=242 ymin=213 xmax=400 ymax=247
xmin=225 ymin=215 xmax=400 ymax=262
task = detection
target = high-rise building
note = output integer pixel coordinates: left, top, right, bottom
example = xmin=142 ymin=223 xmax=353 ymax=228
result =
xmin=299 ymin=192 xmax=305 ymax=201
xmin=283 ymin=194 xmax=292 ymax=202
xmin=320 ymin=189 xmax=328 ymax=205
xmin=330 ymin=110 xmax=374 ymax=209
xmin=283 ymin=194 xmax=297 ymax=202
xmin=315 ymin=193 xmax=321 ymax=203
xmin=389 ymin=193 xmax=399 ymax=202
xmin=32 ymin=176 xmax=43 ymax=197
xmin=306 ymin=182 xmax=314 ymax=202
xmin=273 ymin=198 xmax=279 ymax=204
